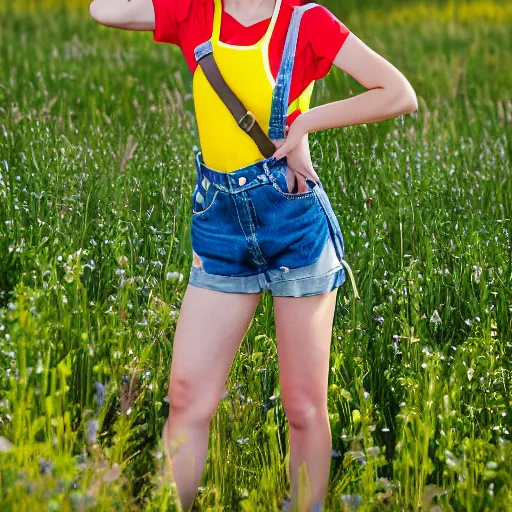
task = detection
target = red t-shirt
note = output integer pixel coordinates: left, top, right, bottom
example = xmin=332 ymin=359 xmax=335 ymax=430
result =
xmin=151 ymin=0 xmax=350 ymax=127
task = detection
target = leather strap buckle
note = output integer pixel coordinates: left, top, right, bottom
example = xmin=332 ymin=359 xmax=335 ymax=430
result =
xmin=238 ymin=111 xmax=256 ymax=133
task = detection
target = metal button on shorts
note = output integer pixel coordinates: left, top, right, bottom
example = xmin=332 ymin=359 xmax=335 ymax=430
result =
xmin=188 ymin=151 xmax=357 ymax=298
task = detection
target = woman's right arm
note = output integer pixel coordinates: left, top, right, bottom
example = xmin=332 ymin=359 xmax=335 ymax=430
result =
xmin=89 ymin=0 xmax=156 ymax=31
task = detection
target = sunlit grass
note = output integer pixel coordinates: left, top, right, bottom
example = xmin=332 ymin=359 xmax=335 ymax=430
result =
xmin=0 ymin=1 xmax=511 ymax=511
xmin=363 ymin=1 xmax=512 ymax=24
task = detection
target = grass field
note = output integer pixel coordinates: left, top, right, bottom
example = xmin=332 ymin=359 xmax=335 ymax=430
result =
xmin=0 ymin=1 xmax=511 ymax=510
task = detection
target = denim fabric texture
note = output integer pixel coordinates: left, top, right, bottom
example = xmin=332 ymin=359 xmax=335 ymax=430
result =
xmin=189 ymin=150 xmax=347 ymax=296
xmin=268 ymin=3 xmax=317 ymax=140
xmin=188 ymin=3 xmax=357 ymax=297
xmin=193 ymin=39 xmax=213 ymax=62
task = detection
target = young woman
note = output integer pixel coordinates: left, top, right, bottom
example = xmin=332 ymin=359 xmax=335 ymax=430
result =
xmin=89 ymin=1 xmax=417 ymax=511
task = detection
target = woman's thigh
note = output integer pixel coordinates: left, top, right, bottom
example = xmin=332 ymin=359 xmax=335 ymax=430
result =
xmin=273 ymin=289 xmax=338 ymax=423
xmin=168 ymin=283 xmax=262 ymax=417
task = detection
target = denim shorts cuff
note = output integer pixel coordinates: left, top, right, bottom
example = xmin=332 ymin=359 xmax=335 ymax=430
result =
xmin=188 ymin=265 xmax=346 ymax=297
xmin=188 ymin=267 xmax=264 ymax=294
xmin=270 ymin=266 xmax=346 ymax=297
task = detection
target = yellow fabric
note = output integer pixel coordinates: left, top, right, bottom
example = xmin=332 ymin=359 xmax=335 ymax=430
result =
xmin=193 ymin=0 xmax=315 ymax=173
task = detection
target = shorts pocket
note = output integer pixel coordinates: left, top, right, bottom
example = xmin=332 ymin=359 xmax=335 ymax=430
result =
xmin=192 ymin=176 xmax=220 ymax=216
xmin=269 ymin=164 xmax=317 ymax=201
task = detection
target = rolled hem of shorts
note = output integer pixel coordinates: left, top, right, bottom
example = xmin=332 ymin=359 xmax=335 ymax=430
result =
xmin=270 ymin=266 xmax=346 ymax=297
xmin=188 ymin=266 xmax=264 ymax=294
xmin=188 ymin=264 xmax=346 ymax=296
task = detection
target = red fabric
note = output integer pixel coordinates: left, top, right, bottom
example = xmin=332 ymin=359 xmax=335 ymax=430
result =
xmin=151 ymin=0 xmax=350 ymax=127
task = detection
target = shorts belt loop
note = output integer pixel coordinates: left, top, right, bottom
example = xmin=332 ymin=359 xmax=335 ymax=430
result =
xmin=194 ymin=151 xmax=203 ymax=185
xmin=262 ymin=161 xmax=279 ymax=187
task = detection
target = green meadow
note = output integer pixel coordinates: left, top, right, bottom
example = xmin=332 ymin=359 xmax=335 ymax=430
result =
xmin=0 ymin=0 xmax=511 ymax=510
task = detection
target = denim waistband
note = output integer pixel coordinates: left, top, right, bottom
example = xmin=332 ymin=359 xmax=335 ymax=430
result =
xmin=194 ymin=151 xmax=292 ymax=194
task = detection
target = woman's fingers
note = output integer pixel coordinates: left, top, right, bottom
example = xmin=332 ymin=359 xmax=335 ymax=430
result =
xmin=286 ymin=165 xmax=313 ymax=193
xmin=271 ymin=127 xmax=321 ymax=191
xmin=294 ymin=171 xmax=308 ymax=193
xmin=285 ymin=167 xmax=299 ymax=193
xmin=286 ymin=164 xmax=320 ymax=187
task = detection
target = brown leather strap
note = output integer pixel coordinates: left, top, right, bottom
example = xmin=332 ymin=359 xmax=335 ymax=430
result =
xmin=197 ymin=52 xmax=278 ymax=159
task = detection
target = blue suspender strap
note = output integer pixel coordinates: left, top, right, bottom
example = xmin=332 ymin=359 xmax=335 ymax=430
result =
xmin=313 ymin=185 xmax=361 ymax=300
xmin=267 ymin=4 xmax=361 ymax=300
xmin=194 ymin=40 xmax=214 ymax=62
xmin=268 ymin=3 xmax=317 ymax=140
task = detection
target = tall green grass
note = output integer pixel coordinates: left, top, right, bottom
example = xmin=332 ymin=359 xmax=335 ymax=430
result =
xmin=0 ymin=2 xmax=511 ymax=511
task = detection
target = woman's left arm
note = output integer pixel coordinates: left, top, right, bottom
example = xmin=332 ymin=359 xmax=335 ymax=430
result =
xmin=273 ymin=32 xmax=418 ymax=158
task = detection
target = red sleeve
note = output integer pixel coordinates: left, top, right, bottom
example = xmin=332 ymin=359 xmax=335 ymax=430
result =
xmin=287 ymin=109 xmax=302 ymax=127
xmin=151 ymin=0 xmax=193 ymax=46
xmin=304 ymin=6 xmax=350 ymax=79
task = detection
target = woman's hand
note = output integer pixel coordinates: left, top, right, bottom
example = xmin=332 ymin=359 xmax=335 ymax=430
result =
xmin=271 ymin=119 xmax=320 ymax=194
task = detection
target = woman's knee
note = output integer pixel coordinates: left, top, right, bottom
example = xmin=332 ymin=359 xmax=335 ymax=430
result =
xmin=168 ymin=376 xmax=220 ymax=425
xmin=282 ymin=393 xmax=328 ymax=430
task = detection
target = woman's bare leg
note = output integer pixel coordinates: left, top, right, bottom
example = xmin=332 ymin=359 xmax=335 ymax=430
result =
xmin=162 ymin=284 xmax=262 ymax=511
xmin=273 ymin=288 xmax=338 ymax=512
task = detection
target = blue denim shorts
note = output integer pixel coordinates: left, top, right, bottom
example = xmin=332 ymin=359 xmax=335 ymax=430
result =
xmin=188 ymin=151 xmax=357 ymax=298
